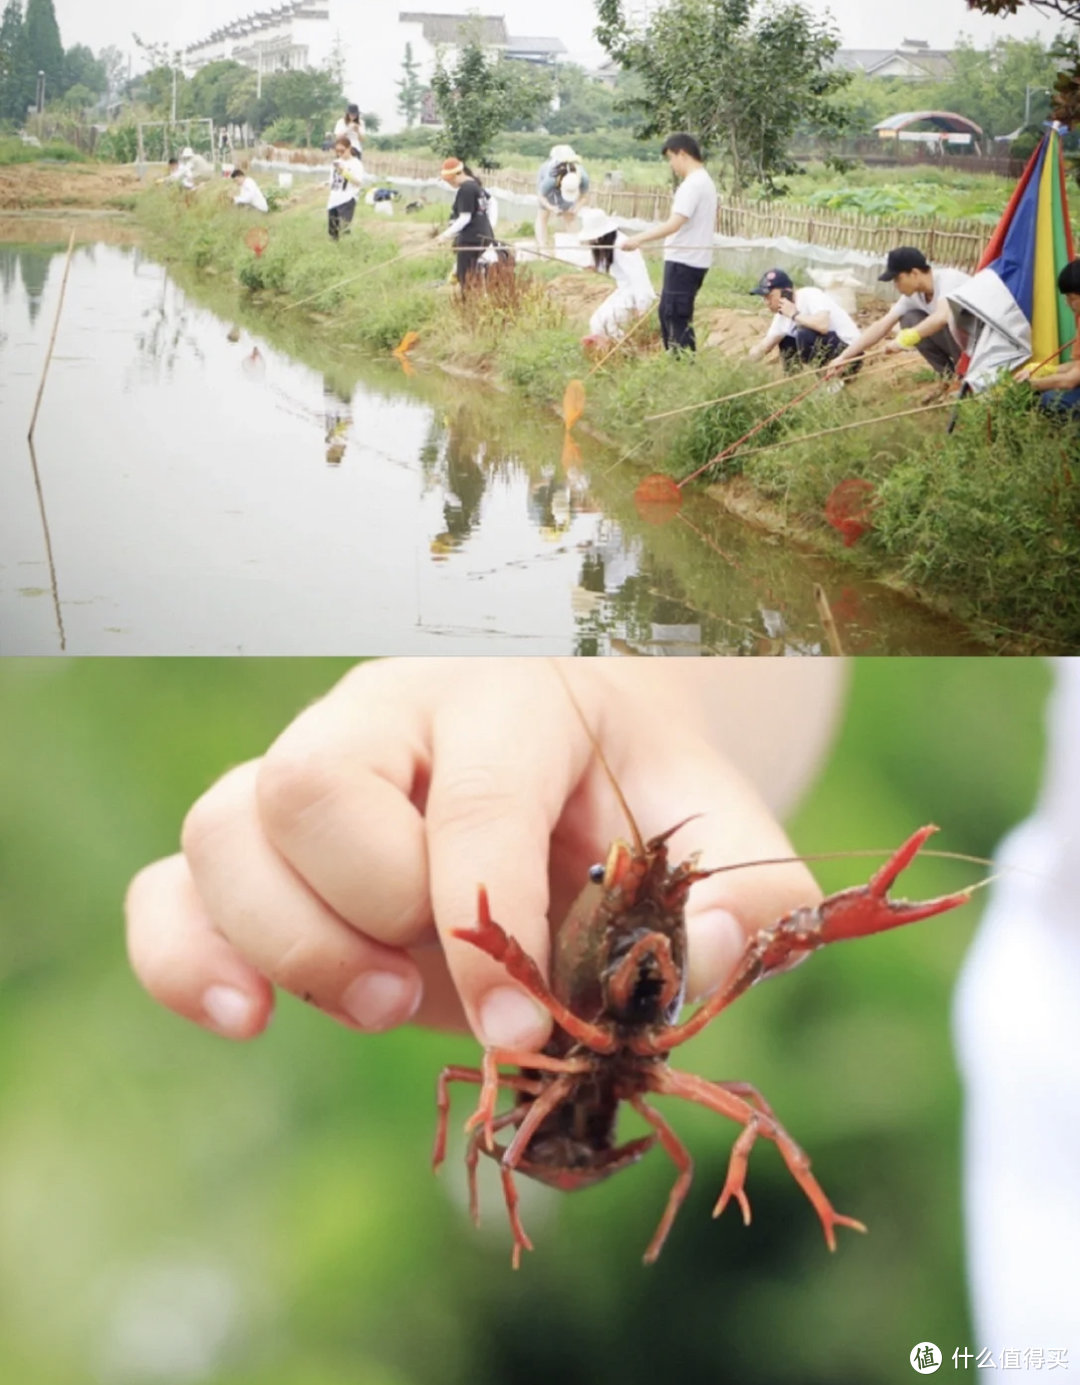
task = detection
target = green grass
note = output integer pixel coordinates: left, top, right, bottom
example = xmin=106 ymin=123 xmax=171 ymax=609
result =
xmin=0 ymin=137 xmax=87 ymax=165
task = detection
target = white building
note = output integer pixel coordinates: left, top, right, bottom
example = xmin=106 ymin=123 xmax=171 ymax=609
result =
xmin=182 ymin=5 xmax=566 ymax=135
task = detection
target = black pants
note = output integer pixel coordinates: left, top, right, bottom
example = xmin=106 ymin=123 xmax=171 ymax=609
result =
xmin=328 ymin=199 xmax=356 ymax=240
xmin=778 ymin=328 xmax=853 ymax=371
xmin=899 ymin=308 xmax=962 ymax=376
xmin=659 ymin=260 xmax=708 ymax=352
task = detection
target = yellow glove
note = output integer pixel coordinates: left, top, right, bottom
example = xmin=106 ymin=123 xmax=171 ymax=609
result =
xmin=896 ymin=327 xmax=922 ymax=350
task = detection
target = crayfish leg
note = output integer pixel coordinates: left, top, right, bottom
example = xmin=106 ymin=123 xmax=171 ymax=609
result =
xmin=433 ymin=1065 xmax=542 ymax=1170
xmin=466 ymin=1111 xmax=528 ymax=1227
xmin=464 ymin=1048 xmax=593 ymax=1153
xmin=496 ymin=1073 xmax=577 ymax=1269
xmin=629 ymin=1096 xmax=694 ymax=1266
xmin=650 ymin=1066 xmax=866 ymax=1251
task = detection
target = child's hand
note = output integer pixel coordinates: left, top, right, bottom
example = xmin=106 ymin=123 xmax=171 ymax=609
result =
xmin=126 ymin=661 xmax=825 ymax=1051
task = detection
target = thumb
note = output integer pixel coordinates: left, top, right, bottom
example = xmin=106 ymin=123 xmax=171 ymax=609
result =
xmin=616 ymin=738 xmax=822 ymax=1004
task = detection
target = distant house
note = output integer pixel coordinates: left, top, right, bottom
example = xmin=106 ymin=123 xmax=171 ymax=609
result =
xmin=505 ymin=36 xmax=569 ymax=66
xmin=181 ymin=6 xmax=567 ymax=134
xmin=835 ymin=39 xmax=956 ymax=81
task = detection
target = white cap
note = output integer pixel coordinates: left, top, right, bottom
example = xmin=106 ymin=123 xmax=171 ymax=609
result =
xmin=560 ymin=171 xmax=582 ymax=201
xmin=181 ymin=146 xmax=194 ymax=159
xmin=577 ymin=206 xmax=620 ymax=241
xmin=550 ymin=143 xmax=579 ymax=163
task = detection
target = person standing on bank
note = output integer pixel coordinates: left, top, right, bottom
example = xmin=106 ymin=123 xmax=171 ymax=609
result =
xmin=436 ymin=158 xmax=496 ymax=291
xmin=333 ymin=103 xmax=365 ymax=159
xmin=326 ymin=136 xmax=364 ymax=241
xmin=826 ymin=247 xmax=971 ymax=378
xmin=622 ymin=133 xmax=717 ymax=352
xmin=535 ymin=144 xmax=590 ymax=247
xmin=747 ymin=268 xmax=859 ymax=370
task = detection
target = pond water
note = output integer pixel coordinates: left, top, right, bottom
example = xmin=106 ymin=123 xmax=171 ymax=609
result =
xmin=0 ymin=236 xmax=980 ymax=655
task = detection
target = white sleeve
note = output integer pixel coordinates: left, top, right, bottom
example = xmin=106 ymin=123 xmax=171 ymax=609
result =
xmin=441 ymin=212 xmax=471 ymax=238
xmin=671 ymin=177 xmax=699 ymax=221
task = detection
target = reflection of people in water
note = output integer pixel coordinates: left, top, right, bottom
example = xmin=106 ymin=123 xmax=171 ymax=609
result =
xmin=323 ymin=377 xmax=354 ymax=467
xmin=527 ymin=467 xmax=573 ymax=541
xmin=241 ymin=346 xmax=265 ymax=380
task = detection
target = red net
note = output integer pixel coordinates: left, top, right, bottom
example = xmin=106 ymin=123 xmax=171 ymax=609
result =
xmin=245 ymin=227 xmax=270 ymax=258
xmin=634 ymin=473 xmax=682 ymax=525
xmin=825 ymin=479 xmax=875 ymax=547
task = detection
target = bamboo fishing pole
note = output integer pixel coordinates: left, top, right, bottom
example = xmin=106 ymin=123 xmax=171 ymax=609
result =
xmin=643 ymin=350 xmax=914 ymax=423
xmin=676 ymin=377 xmax=824 ymax=488
xmin=700 ymin=399 xmax=957 ymax=469
xmin=27 ymin=228 xmax=77 ymax=442
xmin=284 ymin=239 xmax=439 ymax=311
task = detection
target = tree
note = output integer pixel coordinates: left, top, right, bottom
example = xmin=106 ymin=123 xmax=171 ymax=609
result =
xmin=61 ymin=43 xmax=106 ymax=97
xmin=187 ymin=59 xmax=251 ymax=127
xmin=24 ymin=0 xmax=62 ymax=102
xmin=0 ymin=0 xmax=33 ymax=121
xmin=594 ymin=0 xmax=851 ymax=193
xmin=965 ymin=0 xmax=1080 ymax=142
xmin=430 ymin=32 xmax=552 ymax=163
xmin=397 ymin=42 xmax=424 ymax=126
xmin=98 ymin=44 xmax=127 ymax=103
xmin=260 ymin=67 xmax=343 ymax=144
xmin=939 ymin=36 xmax=1058 ymax=135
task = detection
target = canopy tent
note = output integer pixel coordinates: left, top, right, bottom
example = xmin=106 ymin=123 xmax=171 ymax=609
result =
xmin=948 ymin=123 xmax=1075 ymax=391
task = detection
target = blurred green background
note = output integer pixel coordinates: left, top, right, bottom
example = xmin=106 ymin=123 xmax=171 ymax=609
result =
xmin=0 ymin=658 xmax=1051 ymax=1385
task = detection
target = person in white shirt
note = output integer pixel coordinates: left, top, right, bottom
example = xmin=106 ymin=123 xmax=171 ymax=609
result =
xmin=577 ymin=206 xmax=657 ymax=339
xmin=326 ymin=137 xmax=364 ymax=240
xmin=333 ymin=103 xmax=365 ymax=159
xmin=229 ymin=167 xmax=269 ymax=214
xmin=826 ymin=247 xmax=972 ymax=378
xmin=623 ymin=132 xmax=718 ymax=353
xmin=747 ymin=268 xmax=859 ymax=370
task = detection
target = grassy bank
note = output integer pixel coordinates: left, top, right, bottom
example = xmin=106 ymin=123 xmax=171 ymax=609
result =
xmin=135 ymin=181 xmax=1080 ymax=651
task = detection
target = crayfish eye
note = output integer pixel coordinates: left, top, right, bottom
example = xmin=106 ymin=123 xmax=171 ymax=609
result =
xmin=588 ymin=863 xmax=605 ymax=884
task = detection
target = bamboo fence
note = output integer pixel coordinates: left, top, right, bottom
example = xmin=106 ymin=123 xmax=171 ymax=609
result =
xmin=363 ymin=152 xmax=992 ymax=270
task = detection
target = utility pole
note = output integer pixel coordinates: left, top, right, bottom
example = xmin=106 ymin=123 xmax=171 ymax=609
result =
xmin=36 ymin=70 xmax=45 ymax=114
xmin=1025 ymin=84 xmax=1050 ymax=127
xmin=171 ymin=50 xmax=180 ymax=122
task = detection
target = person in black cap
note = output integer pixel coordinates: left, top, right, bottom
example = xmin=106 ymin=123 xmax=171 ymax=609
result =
xmin=825 ymin=247 xmax=971 ymax=379
xmin=747 ymin=267 xmax=859 ymax=371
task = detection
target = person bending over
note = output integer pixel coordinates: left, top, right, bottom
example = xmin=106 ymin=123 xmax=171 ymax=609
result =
xmin=578 ymin=206 xmax=656 ymax=340
xmin=747 ymin=268 xmax=859 ymax=371
xmin=826 ymin=247 xmax=971 ymax=378
xmin=1017 ymin=259 xmax=1080 ymax=416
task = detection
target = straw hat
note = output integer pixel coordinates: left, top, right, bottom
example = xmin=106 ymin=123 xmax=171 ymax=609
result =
xmin=550 ymin=143 xmax=579 ymax=163
xmin=577 ymin=207 xmax=620 ymax=242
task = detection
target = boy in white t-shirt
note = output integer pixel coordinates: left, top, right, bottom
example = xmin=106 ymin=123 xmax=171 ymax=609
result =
xmin=826 ymin=246 xmax=971 ymax=378
xmin=230 ymin=167 xmax=269 ymax=214
xmin=747 ymin=268 xmax=859 ymax=370
xmin=623 ymin=132 xmax=717 ymax=352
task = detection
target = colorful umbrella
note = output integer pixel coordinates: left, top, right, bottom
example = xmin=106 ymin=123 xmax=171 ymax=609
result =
xmin=950 ymin=123 xmax=1075 ymax=389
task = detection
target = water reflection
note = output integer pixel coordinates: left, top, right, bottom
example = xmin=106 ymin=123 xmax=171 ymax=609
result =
xmin=0 ymin=240 xmax=982 ymax=656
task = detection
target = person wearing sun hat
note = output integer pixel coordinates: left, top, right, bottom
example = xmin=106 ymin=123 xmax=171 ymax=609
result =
xmin=748 ymin=267 xmax=859 ymax=371
xmin=577 ymin=205 xmax=656 ymax=340
xmin=535 ymin=142 xmax=590 ymax=246
xmin=435 ymin=157 xmax=497 ymax=289
xmin=825 ymin=246 xmax=972 ymax=378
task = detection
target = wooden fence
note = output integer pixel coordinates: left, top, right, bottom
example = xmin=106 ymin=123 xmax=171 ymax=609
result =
xmin=364 ymin=152 xmax=993 ymax=270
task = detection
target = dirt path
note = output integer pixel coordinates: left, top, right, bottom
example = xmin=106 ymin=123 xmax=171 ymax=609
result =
xmin=0 ymin=161 xmax=140 ymax=211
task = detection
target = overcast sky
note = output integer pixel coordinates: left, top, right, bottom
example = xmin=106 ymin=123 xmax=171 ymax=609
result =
xmin=55 ymin=0 xmax=1063 ymax=65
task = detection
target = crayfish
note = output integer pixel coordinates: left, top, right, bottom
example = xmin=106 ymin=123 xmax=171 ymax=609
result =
xmin=432 ymin=713 xmax=974 ymax=1268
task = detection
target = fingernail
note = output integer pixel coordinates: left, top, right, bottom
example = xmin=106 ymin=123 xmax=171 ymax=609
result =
xmin=203 ymin=984 xmax=256 ymax=1037
xmin=686 ymin=909 xmax=745 ymax=1002
xmin=341 ymin=971 xmax=422 ymax=1032
xmin=478 ymin=986 xmax=549 ymax=1049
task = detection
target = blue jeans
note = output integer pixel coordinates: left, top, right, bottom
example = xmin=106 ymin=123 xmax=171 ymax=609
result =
xmin=1038 ymin=387 xmax=1080 ymax=415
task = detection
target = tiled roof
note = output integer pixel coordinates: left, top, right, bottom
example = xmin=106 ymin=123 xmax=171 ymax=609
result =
xmin=399 ymin=12 xmax=509 ymax=45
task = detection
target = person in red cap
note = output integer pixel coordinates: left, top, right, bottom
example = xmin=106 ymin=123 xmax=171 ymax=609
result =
xmin=747 ymin=268 xmax=859 ymax=371
xmin=826 ymin=247 xmax=971 ymax=378
xmin=436 ymin=158 xmax=497 ymax=290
